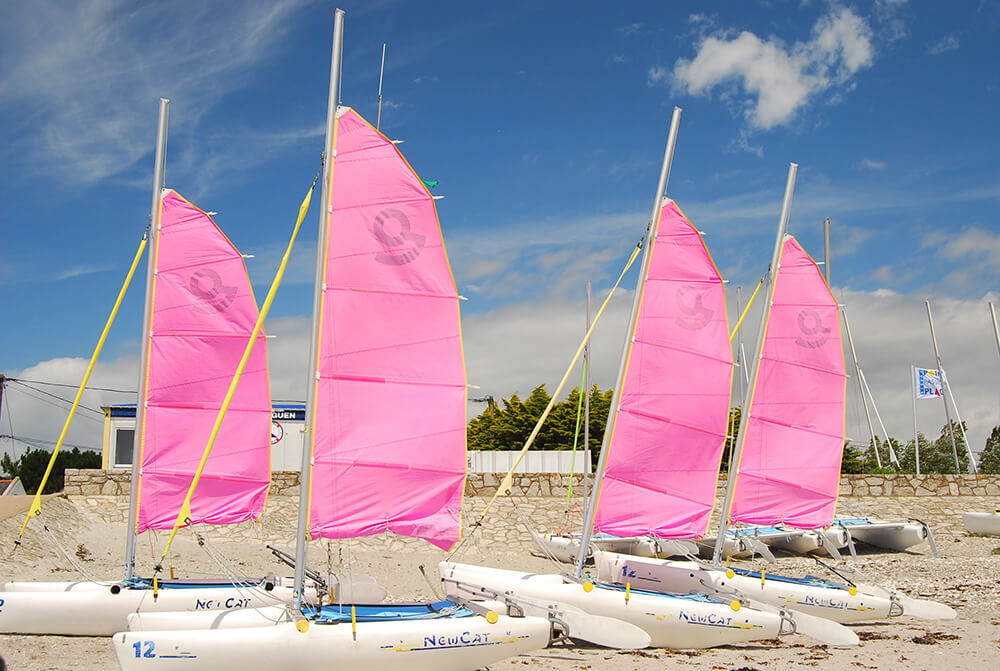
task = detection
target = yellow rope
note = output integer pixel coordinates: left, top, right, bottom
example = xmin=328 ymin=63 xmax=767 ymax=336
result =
xmin=476 ymin=242 xmax=643 ymax=522
xmin=17 ymin=235 xmax=148 ymax=542
xmin=729 ymin=277 xmax=764 ymax=342
xmin=157 ymin=176 xmax=318 ymax=565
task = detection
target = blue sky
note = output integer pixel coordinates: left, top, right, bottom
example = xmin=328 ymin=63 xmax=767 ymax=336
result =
xmin=2 ymin=0 xmax=999 ymax=461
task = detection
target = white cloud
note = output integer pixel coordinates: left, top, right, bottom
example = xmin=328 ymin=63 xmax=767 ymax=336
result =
xmin=618 ymin=23 xmax=643 ymax=37
xmin=861 ymin=158 xmax=886 ymax=169
xmin=668 ymin=8 xmax=874 ymax=130
xmin=0 ymin=0 xmax=314 ymax=187
xmin=928 ymin=34 xmax=960 ymax=55
xmin=51 ymin=265 xmax=116 ymax=281
xmin=830 ymin=288 xmax=1000 ymax=460
xmin=412 ymin=75 xmax=441 ymax=85
xmin=9 ymin=285 xmax=999 ymax=476
xmin=647 ymin=65 xmax=670 ymax=87
xmin=928 ymin=227 xmax=1000 ymax=273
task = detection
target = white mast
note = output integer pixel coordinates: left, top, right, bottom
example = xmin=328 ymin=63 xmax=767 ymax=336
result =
xmin=823 ymin=217 xmax=831 ymax=286
xmin=376 ymin=42 xmax=386 ymax=130
xmin=582 ymin=280 xmax=592 ymax=509
xmin=294 ymin=7 xmax=345 ymax=611
xmin=712 ymin=163 xmax=798 ymax=565
xmin=924 ymin=300 xmax=963 ymax=473
xmin=574 ymin=107 xmax=682 ymax=578
xmin=990 ymin=302 xmax=1000 ymax=362
xmin=842 ymin=307 xmax=882 ymax=468
xmin=125 ymin=98 xmax=169 ymax=580
xmin=731 ymin=285 xmax=744 ymax=468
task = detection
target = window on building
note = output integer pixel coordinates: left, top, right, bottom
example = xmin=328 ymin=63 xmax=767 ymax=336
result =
xmin=114 ymin=429 xmax=135 ymax=467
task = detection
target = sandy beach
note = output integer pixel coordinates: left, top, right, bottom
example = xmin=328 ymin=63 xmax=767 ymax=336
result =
xmin=1 ymin=494 xmax=998 ymax=670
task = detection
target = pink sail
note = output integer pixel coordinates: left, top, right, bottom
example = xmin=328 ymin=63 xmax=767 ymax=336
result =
xmin=594 ymin=200 xmax=733 ymax=538
xmin=136 ymin=190 xmax=271 ymax=532
xmin=730 ymin=235 xmax=846 ymax=528
xmin=309 ymin=108 xmax=466 ymax=550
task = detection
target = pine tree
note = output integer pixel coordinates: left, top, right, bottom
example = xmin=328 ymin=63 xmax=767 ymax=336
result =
xmin=978 ymin=425 xmax=1000 ymax=474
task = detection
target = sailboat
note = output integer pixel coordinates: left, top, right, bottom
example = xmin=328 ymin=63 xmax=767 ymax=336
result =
xmin=442 ymin=111 xmax=859 ymax=649
xmin=594 ymin=169 xmax=955 ymax=623
xmin=0 ymin=102 xmax=311 ymax=636
xmin=111 ymin=10 xmax=555 ymax=669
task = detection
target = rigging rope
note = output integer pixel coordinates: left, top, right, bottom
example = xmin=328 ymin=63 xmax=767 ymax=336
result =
xmin=157 ymin=172 xmax=319 ymax=567
xmin=729 ymin=275 xmax=765 ymax=343
xmin=565 ymin=360 xmax=587 ymax=503
xmin=6 ymin=378 xmax=135 ymax=394
xmin=448 ymin=239 xmax=644 ymax=558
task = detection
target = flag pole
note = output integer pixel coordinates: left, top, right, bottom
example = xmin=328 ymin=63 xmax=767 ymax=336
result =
xmin=713 ymin=162 xmax=798 ymax=565
xmin=911 ymin=366 xmax=920 ymax=475
xmin=925 ymin=300 xmax=962 ymax=473
xmin=574 ymin=106 xmax=682 ymax=579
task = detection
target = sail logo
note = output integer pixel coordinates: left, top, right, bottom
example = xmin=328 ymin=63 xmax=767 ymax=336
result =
xmin=675 ymin=286 xmax=713 ymax=330
xmin=794 ymin=309 xmax=830 ymax=348
xmin=372 ymin=208 xmax=426 ymax=265
xmin=189 ymin=269 xmax=237 ymax=313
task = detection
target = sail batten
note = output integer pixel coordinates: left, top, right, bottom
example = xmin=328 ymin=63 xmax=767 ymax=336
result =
xmin=136 ymin=190 xmax=271 ymax=534
xmin=593 ymin=200 xmax=733 ymax=540
xmin=729 ymin=235 xmax=846 ymax=529
xmin=309 ymin=108 xmax=466 ymax=551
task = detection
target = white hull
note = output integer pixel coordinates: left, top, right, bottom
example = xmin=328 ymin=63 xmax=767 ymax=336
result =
xmin=836 ymin=518 xmax=929 ymax=551
xmin=592 ymin=551 xmax=956 ymax=625
xmin=0 ymin=582 xmax=313 ymax=636
xmin=536 ymin=532 xmax=696 ymax=563
xmin=439 ymin=561 xmax=784 ymax=649
xmin=698 ymin=527 xmax=850 ymax=559
xmin=963 ymin=512 xmax=1000 ymax=536
xmin=113 ymin=608 xmax=551 ymax=671
xmin=128 ymin=605 xmax=293 ymax=631
xmin=2 ymin=576 xmax=299 ymax=593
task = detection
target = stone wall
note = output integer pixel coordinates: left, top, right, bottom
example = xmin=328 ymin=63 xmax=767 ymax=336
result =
xmin=64 ymin=470 xmax=1000 ymax=499
xmin=60 ymin=469 xmax=1000 ymax=550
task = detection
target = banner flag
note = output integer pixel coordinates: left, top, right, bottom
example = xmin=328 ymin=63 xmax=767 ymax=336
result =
xmin=916 ymin=367 xmax=947 ymax=399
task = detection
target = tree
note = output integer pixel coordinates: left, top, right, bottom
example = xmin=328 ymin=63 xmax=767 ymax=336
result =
xmin=979 ymin=425 xmax=1000 ymax=474
xmin=1 ymin=447 xmax=101 ymax=495
xmin=466 ymin=384 xmax=613 ymax=462
xmin=719 ymin=407 xmax=741 ymax=473
xmin=840 ymin=440 xmax=869 ymax=474
xmin=896 ymin=421 xmax=970 ymax=474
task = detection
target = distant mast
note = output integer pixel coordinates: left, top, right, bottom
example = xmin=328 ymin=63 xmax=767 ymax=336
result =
xmin=713 ymin=163 xmax=797 ymax=565
xmin=376 ymin=42 xmax=387 ymax=130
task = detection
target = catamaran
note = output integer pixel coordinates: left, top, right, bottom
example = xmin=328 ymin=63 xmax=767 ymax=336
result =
xmin=112 ymin=10 xmax=560 ymax=669
xmin=441 ymin=111 xmax=860 ymax=649
xmin=592 ymin=171 xmax=955 ymax=623
xmin=0 ymin=103 xmax=311 ymax=636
